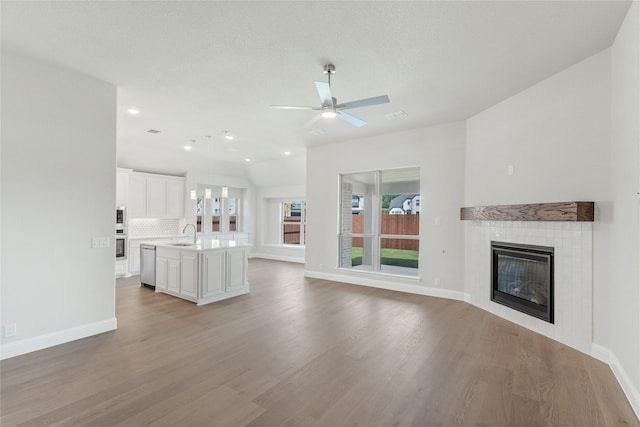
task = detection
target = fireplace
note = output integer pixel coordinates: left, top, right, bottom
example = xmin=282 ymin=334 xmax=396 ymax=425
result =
xmin=491 ymin=241 xmax=554 ymax=323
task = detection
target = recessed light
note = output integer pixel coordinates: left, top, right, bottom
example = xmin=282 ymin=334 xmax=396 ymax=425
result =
xmin=308 ymin=129 xmax=327 ymax=135
xmin=284 ymin=151 xmax=291 ymax=156
xmin=127 ymin=108 xmax=140 ymax=115
xmin=184 ymin=145 xmax=193 ymax=151
xmin=224 ymin=131 xmax=234 ymax=140
xmin=244 ymin=158 xmax=251 ymax=162
xmin=147 ymin=129 xmax=160 ymax=134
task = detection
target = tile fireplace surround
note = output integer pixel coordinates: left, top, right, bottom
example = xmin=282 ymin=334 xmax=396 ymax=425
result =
xmin=465 ymin=220 xmax=593 ymax=354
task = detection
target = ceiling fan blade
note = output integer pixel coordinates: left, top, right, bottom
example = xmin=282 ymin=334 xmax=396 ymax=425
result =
xmin=337 ymin=95 xmax=390 ymax=110
xmin=270 ymin=105 xmax=318 ymax=110
xmin=337 ymin=111 xmax=367 ymax=127
xmin=314 ymin=81 xmax=333 ymax=106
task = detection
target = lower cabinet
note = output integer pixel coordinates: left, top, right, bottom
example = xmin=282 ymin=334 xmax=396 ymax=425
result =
xmin=201 ymin=251 xmax=225 ymax=298
xmin=181 ymin=252 xmax=198 ymax=299
xmin=167 ymin=259 xmax=181 ymax=293
xmin=129 ymin=242 xmax=141 ymax=275
xmin=226 ymin=247 xmax=247 ymax=293
xmin=155 ymin=246 xmax=249 ymax=305
xmin=156 ymin=257 xmax=168 ymax=291
xmin=115 ymin=260 xmax=128 ymax=277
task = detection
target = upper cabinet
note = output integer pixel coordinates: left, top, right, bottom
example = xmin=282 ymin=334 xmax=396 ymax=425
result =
xmin=166 ymin=179 xmax=185 ymax=218
xmin=127 ymin=171 xmax=185 ymax=219
xmin=128 ymin=173 xmax=147 ymax=217
xmin=116 ymin=168 xmax=131 ymax=206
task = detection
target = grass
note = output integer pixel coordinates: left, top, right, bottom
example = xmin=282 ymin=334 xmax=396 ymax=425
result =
xmin=351 ymin=247 xmax=418 ymax=269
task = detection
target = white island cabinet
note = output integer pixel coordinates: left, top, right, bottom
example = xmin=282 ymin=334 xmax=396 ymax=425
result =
xmin=154 ymin=239 xmax=249 ymax=305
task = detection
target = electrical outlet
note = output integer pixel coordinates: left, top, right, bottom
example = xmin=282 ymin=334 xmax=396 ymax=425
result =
xmin=434 ymin=277 xmax=441 ymax=286
xmin=507 ymin=164 xmax=514 ymax=175
xmin=434 ymin=217 xmax=441 ymax=226
xmin=4 ymin=323 xmax=17 ymax=338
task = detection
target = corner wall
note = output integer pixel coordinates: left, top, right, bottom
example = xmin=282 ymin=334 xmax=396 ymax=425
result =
xmin=1 ymin=49 xmax=117 ymax=359
xmin=465 ymin=49 xmax=611 ymax=353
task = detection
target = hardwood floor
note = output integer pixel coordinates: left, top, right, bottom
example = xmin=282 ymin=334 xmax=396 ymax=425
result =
xmin=2 ymin=259 xmax=638 ymax=426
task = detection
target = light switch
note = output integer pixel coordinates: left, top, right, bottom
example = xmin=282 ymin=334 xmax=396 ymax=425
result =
xmin=91 ymin=237 xmax=110 ymax=248
xmin=507 ymin=165 xmax=514 ymax=175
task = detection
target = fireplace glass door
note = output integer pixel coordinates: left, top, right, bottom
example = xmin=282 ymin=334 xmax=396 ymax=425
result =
xmin=491 ymin=241 xmax=554 ymax=323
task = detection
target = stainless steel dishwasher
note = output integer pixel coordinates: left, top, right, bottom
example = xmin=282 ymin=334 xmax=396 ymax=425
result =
xmin=140 ymin=244 xmax=156 ymax=289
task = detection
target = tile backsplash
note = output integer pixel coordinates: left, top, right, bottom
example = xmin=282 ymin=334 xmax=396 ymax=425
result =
xmin=129 ymin=218 xmax=181 ymax=236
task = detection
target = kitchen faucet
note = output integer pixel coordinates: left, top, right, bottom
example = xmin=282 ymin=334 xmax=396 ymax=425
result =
xmin=182 ymin=223 xmax=197 ymax=244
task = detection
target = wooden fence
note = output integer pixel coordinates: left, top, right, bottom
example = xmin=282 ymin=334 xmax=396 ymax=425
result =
xmin=283 ymin=216 xmax=303 ymax=244
xmin=351 ymin=214 xmax=419 ymax=250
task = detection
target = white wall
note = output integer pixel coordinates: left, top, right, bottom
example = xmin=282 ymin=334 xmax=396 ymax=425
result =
xmin=253 ymin=185 xmax=306 ymax=262
xmin=1 ymin=49 xmax=117 ymax=359
xmin=609 ymin=0 xmax=640 ymax=415
xmin=248 ymin=154 xmax=307 ymax=262
xmin=305 ymin=122 xmax=466 ymax=298
xmin=465 ymin=48 xmax=612 ymax=344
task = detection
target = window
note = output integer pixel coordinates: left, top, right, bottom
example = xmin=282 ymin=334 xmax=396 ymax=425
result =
xmin=340 ymin=167 xmax=420 ymax=276
xmin=228 ymin=198 xmax=238 ymax=232
xmin=196 ymin=197 xmax=204 ymax=232
xmin=193 ymin=186 xmax=243 ymax=234
xmin=210 ymin=197 xmax=221 ymax=232
xmin=282 ymin=201 xmax=306 ymax=245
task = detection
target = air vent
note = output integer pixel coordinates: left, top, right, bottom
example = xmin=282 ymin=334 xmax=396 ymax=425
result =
xmin=147 ymin=129 xmax=161 ymax=134
xmin=384 ymin=111 xmax=408 ymax=120
xmin=308 ymin=129 xmax=328 ymax=135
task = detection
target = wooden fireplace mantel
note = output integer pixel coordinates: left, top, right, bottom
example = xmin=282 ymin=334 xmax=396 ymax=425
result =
xmin=460 ymin=201 xmax=594 ymax=222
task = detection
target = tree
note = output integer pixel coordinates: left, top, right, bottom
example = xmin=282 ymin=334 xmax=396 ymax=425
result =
xmin=381 ymin=194 xmax=400 ymax=211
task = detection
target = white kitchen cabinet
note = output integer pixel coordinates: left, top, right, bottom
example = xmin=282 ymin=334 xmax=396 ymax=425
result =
xmin=128 ymin=239 xmax=143 ymax=275
xmin=226 ymin=247 xmax=247 ymax=293
xmin=167 ymin=259 xmax=181 ymax=293
xmin=115 ymin=260 xmax=127 ymax=277
xmin=128 ymin=174 xmax=147 ymax=218
xmin=116 ymin=169 xmax=130 ymax=206
xmin=154 ymin=242 xmax=249 ymax=305
xmin=201 ymin=251 xmax=225 ymax=298
xmin=156 ymin=257 xmax=168 ymax=291
xmin=181 ymin=252 xmax=198 ymax=299
xmin=128 ymin=172 xmax=185 ymax=219
xmin=146 ymin=176 xmax=167 ymax=218
xmin=232 ymin=233 xmax=250 ymax=245
xmin=166 ymin=179 xmax=185 ymax=218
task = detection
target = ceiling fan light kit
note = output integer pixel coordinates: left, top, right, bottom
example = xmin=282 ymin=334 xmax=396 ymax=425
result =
xmin=270 ymin=63 xmax=389 ymax=127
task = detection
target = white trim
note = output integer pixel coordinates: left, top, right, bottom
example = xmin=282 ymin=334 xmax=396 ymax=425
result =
xmin=251 ymin=253 xmax=305 ymax=264
xmin=0 ymin=318 xmax=117 ymax=360
xmin=196 ymin=288 xmax=250 ymax=306
xmin=337 ymin=266 xmax=421 ymax=281
xmin=590 ymin=343 xmax=611 ymax=363
xmin=303 ymin=270 xmax=466 ymax=301
xmin=591 ymin=343 xmax=640 ymax=421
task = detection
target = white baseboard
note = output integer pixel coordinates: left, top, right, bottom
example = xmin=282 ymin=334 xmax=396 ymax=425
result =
xmin=0 ymin=317 xmax=118 ymax=360
xmin=251 ymin=253 xmax=305 ymax=264
xmin=591 ymin=343 xmax=640 ymax=421
xmin=303 ymin=270 xmax=466 ymax=301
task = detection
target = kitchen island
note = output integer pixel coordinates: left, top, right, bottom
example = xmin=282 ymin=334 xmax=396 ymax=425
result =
xmin=151 ymin=239 xmax=250 ymax=306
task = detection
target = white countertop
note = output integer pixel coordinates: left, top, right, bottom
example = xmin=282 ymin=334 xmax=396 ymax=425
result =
xmin=129 ymin=234 xmax=185 ymax=240
xmin=148 ymin=238 xmax=251 ymax=252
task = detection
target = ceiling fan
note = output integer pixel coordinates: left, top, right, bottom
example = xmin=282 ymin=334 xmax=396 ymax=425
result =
xmin=270 ymin=63 xmax=390 ymax=127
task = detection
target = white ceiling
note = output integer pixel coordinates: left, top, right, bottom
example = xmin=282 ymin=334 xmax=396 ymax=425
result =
xmin=1 ymin=1 xmax=631 ymax=170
